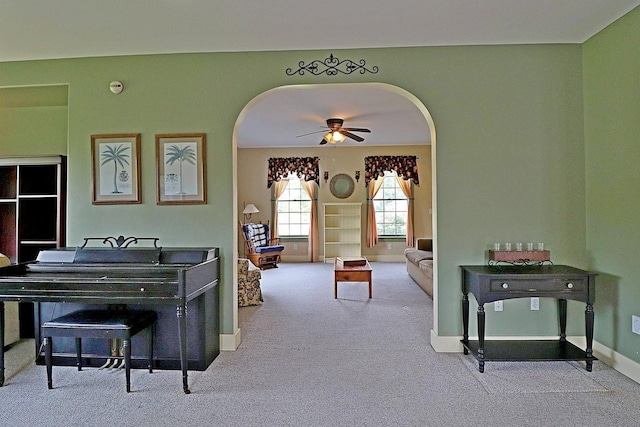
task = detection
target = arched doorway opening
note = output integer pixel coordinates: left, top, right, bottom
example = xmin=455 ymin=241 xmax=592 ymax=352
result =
xmin=231 ymin=82 xmax=438 ymax=349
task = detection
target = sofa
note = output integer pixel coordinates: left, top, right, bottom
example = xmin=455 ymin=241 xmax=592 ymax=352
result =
xmin=238 ymin=258 xmax=263 ymax=306
xmin=404 ymin=238 xmax=434 ymax=297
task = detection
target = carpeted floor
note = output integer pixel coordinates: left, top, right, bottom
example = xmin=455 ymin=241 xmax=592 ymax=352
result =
xmin=1 ymin=261 xmax=640 ymax=426
xmin=458 ymin=356 xmax=609 ymax=394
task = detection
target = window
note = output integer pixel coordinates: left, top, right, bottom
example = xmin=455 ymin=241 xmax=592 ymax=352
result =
xmin=373 ymin=171 xmax=408 ymax=237
xmin=277 ymin=175 xmax=311 ymax=237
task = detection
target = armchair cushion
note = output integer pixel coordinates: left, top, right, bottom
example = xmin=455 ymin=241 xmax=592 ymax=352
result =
xmin=243 ymin=223 xmax=270 ymax=247
xmin=255 ymin=245 xmax=285 ymax=254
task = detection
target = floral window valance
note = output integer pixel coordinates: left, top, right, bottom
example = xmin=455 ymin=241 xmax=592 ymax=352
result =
xmin=267 ymin=157 xmax=320 ymax=188
xmin=364 ymin=155 xmax=419 ymax=186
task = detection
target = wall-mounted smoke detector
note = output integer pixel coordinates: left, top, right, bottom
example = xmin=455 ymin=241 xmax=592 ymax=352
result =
xmin=109 ymin=81 xmax=123 ymax=94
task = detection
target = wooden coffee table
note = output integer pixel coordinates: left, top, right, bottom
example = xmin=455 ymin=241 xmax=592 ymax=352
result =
xmin=334 ymin=258 xmax=372 ymax=299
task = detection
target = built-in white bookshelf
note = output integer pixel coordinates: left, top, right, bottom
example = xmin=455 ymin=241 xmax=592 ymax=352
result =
xmin=323 ymin=203 xmax=362 ymax=263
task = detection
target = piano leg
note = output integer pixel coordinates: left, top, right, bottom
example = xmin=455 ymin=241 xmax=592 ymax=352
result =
xmin=0 ymin=301 xmax=4 ymax=387
xmin=177 ymin=303 xmax=190 ymax=394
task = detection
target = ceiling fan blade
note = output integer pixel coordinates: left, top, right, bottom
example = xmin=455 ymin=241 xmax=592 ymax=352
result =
xmin=319 ymin=138 xmax=328 ymax=145
xmin=342 ymin=127 xmax=371 ymax=133
xmin=296 ymin=129 xmax=327 ymax=138
xmin=341 ymin=130 xmax=364 ymax=142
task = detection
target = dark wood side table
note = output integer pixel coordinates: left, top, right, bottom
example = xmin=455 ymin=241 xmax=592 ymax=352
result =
xmin=460 ymin=265 xmax=597 ymax=373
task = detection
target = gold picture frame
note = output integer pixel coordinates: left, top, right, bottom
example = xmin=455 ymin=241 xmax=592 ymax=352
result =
xmin=91 ymin=134 xmax=141 ymax=204
xmin=156 ymin=133 xmax=207 ymax=205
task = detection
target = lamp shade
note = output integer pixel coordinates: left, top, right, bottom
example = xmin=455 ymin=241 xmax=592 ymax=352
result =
xmin=242 ymin=204 xmax=260 ymax=215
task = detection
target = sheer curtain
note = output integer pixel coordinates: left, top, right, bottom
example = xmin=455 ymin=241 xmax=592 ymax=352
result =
xmin=301 ymin=181 xmax=319 ymax=262
xmin=366 ymin=177 xmax=385 ymax=248
xmin=271 ymin=180 xmax=289 ymax=240
xmin=396 ymin=176 xmax=414 ymax=247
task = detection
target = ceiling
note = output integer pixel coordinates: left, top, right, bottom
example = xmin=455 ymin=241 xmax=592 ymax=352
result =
xmin=2 ymin=1 xmax=637 ymax=149
xmin=236 ymin=84 xmax=431 ymax=148
xmin=1 ymin=1 xmax=637 ymax=63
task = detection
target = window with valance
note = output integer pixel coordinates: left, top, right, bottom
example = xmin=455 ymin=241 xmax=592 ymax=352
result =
xmin=267 ymin=157 xmax=320 ymax=188
xmin=364 ymin=155 xmax=418 ymax=248
xmin=267 ymin=156 xmax=320 ymax=262
xmin=364 ymin=155 xmax=419 ymax=186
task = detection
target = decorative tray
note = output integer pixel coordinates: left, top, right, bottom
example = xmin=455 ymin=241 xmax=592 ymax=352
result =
xmin=488 ymin=250 xmax=551 ymax=266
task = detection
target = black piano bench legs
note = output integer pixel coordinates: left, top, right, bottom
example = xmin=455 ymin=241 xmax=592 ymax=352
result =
xmin=42 ymin=309 xmax=157 ymax=393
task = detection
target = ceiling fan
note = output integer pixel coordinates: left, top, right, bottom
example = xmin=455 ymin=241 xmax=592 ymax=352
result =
xmin=297 ymin=118 xmax=371 ymax=145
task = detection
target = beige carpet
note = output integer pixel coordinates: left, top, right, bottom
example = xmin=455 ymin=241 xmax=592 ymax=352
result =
xmin=2 ymin=262 xmax=640 ymax=427
xmin=459 ymin=355 xmax=609 ymax=394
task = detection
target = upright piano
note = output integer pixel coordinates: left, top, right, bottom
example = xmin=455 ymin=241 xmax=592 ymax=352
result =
xmin=0 ymin=237 xmax=220 ymax=394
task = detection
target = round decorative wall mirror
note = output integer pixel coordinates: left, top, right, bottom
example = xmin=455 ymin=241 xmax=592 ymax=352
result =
xmin=329 ymin=173 xmax=355 ymax=199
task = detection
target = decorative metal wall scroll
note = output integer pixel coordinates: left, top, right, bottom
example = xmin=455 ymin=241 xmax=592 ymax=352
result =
xmin=80 ymin=236 xmax=160 ymax=248
xmin=286 ymin=54 xmax=379 ymax=76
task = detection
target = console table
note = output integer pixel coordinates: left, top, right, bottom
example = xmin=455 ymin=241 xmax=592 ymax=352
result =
xmin=460 ymin=265 xmax=597 ymax=373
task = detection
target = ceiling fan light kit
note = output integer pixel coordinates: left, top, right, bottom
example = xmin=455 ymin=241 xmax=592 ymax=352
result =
xmin=323 ymin=131 xmax=346 ymax=144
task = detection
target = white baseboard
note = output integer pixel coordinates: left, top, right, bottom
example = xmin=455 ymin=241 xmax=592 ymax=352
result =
xmin=430 ymin=329 xmax=464 ymax=352
xmin=430 ymin=329 xmax=640 ymax=384
xmin=569 ymin=336 xmax=640 ymax=384
xmin=280 ymin=255 xmax=310 ymax=262
xmin=282 ymin=255 xmax=406 ymax=262
xmin=220 ymin=328 xmax=242 ymax=351
xmin=368 ymin=255 xmax=405 ymax=262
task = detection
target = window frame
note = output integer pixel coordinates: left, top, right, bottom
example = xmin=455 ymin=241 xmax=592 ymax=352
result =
xmin=275 ymin=174 xmax=312 ymax=238
xmin=372 ymin=171 xmax=409 ymax=238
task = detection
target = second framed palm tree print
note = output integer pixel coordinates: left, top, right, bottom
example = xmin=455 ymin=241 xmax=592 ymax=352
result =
xmin=156 ymin=133 xmax=207 ymax=205
xmin=91 ymin=134 xmax=141 ymax=204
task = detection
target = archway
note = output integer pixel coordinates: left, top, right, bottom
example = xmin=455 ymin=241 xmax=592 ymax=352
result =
xmin=231 ymin=82 xmax=438 ymax=349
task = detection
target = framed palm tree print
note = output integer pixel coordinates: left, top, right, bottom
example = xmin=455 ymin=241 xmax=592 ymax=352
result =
xmin=155 ymin=133 xmax=207 ymax=205
xmin=91 ymin=134 xmax=141 ymax=204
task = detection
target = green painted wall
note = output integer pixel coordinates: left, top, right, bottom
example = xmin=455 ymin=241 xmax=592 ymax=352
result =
xmin=0 ymin=43 xmax=588 ymax=341
xmin=0 ymin=106 xmax=68 ymax=156
xmin=584 ymin=7 xmax=640 ymax=363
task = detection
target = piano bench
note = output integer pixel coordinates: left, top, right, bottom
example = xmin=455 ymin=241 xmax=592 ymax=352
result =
xmin=42 ymin=309 xmax=157 ymax=393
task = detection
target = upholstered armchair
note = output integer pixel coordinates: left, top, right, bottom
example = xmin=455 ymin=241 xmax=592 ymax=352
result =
xmin=238 ymin=258 xmax=263 ymax=306
xmin=240 ymin=222 xmax=284 ymax=269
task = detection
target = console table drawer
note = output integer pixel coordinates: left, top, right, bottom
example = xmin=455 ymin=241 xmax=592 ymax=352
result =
xmin=489 ymin=278 xmax=587 ymax=293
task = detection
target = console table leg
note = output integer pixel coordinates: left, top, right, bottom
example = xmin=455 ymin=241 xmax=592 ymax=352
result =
xmin=176 ymin=304 xmax=191 ymax=394
xmin=477 ymin=304 xmax=485 ymax=373
xmin=462 ymin=294 xmax=469 ymax=355
xmin=558 ymin=299 xmax=567 ymax=342
xmin=585 ymin=303 xmax=595 ymax=372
